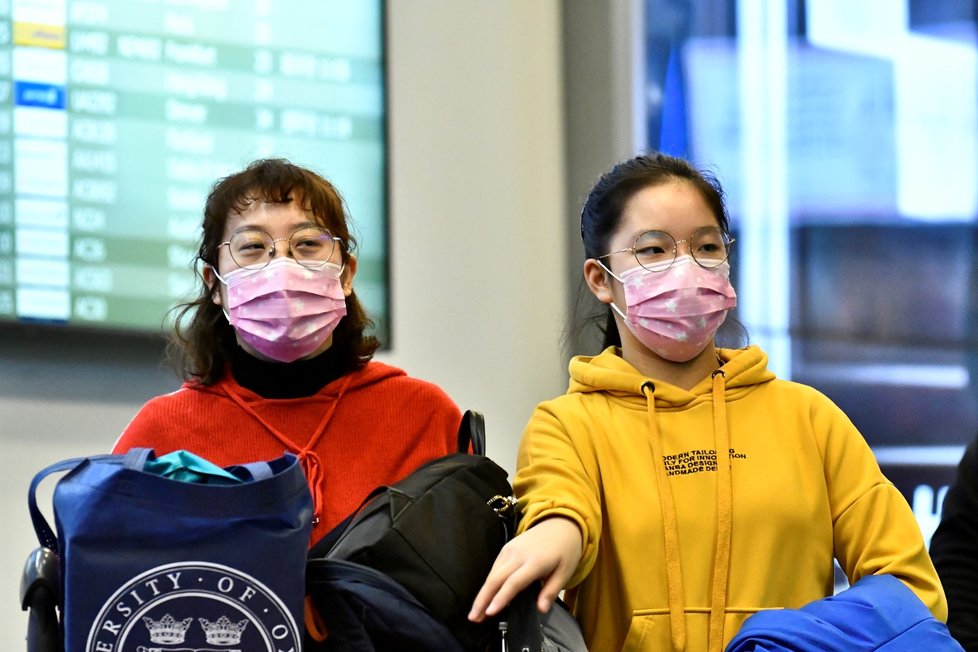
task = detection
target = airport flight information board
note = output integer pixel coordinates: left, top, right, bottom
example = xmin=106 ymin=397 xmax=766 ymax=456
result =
xmin=0 ymin=0 xmax=388 ymax=338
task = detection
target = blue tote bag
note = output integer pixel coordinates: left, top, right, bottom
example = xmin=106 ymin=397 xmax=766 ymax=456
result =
xmin=27 ymin=448 xmax=313 ymax=652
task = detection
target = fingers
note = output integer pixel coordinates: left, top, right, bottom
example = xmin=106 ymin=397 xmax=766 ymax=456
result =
xmin=468 ymin=550 xmax=538 ymax=622
xmin=469 ymin=516 xmax=584 ymax=622
xmin=537 ymin=572 xmax=565 ymax=613
xmin=484 ymin=563 xmax=537 ymax=617
xmin=468 ymin=560 xmax=506 ymax=622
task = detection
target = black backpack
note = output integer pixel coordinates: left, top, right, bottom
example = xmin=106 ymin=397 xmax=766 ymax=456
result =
xmin=305 ymin=411 xmax=587 ymax=651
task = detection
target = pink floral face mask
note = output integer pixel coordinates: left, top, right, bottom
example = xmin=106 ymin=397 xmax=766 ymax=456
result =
xmin=601 ymin=255 xmax=737 ymax=362
xmin=212 ymin=257 xmax=348 ymax=363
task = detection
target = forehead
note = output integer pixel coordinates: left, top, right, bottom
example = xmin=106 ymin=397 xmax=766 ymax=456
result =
xmin=223 ymin=200 xmax=321 ymax=236
xmin=616 ymin=180 xmax=718 ymax=242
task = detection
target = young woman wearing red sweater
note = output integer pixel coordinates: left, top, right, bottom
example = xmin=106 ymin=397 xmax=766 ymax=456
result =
xmin=113 ymin=159 xmax=462 ymax=546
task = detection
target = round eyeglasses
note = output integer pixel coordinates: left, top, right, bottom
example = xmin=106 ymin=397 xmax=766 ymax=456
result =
xmin=219 ymin=226 xmax=342 ymax=270
xmin=598 ymin=226 xmax=734 ymax=272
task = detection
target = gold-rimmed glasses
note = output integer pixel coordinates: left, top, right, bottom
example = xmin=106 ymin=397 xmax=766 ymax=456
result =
xmin=597 ymin=226 xmax=734 ymax=272
xmin=219 ymin=226 xmax=342 ymax=270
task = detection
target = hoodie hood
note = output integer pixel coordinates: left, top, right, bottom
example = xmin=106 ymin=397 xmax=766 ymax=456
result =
xmin=568 ymin=345 xmax=776 ymax=407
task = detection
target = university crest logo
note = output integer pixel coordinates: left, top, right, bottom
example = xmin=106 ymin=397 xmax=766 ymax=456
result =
xmin=85 ymin=561 xmax=300 ymax=652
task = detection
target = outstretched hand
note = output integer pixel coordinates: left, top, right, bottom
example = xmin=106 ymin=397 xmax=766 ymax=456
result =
xmin=468 ymin=516 xmax=583 ymax=622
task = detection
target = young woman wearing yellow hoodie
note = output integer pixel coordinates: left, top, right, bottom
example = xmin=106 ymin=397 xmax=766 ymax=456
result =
xmin=469 ymin=153 xmax=947 ymax=651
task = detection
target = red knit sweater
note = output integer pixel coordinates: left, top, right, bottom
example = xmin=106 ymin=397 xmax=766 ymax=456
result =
xmin=113 ymin=361 xmax=462 ymax=545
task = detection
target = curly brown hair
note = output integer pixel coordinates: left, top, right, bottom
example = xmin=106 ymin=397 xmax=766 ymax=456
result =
xmin=167 ymin=158 xmax=379 ymax=384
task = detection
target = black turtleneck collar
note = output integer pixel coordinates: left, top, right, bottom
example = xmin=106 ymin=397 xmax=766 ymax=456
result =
xmin=229 ymin=345 xmax=347 ymax=398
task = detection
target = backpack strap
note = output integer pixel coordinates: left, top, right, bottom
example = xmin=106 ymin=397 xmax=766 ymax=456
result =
xmin=457 ymin=410 xmax=486 ymax=455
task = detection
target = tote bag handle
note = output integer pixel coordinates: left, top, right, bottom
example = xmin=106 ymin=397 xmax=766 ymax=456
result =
xmin=28 ymin=450 xmax=138 ymax=554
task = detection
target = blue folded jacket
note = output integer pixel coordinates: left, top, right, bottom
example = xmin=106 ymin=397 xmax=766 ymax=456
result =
xmin=725 ymin=574 xmax=964 ymax=651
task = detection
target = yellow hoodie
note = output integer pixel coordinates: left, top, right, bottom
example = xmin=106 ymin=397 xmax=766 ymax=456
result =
xmin=514 ymin=345 xmax=946 ymax=652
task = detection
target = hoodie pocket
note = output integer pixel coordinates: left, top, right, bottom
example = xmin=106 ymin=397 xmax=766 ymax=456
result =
xmin=621 ymin=611 xmax=672 ymax=651
xmin=621 ymin=612 xmax=657 ymax=651
xmin=621 ymin=609 xmax=764 ymax=651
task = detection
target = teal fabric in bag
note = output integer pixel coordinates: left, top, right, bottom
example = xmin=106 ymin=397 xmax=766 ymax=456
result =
xmin=28 ymin=447 xmax=313 ymax=652
xmin=143 ymin=449 xmax=244 ymax=484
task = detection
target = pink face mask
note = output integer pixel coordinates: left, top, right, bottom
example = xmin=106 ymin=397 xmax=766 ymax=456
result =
xmin=213 ymin=257 xmax=348 ymax=363
xmin=603 ymin=255 xmax=737 ymax=362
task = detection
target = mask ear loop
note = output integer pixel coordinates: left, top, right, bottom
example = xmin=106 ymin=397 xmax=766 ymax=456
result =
xmin=207 ymin=263 xmax=228 ymax=286
xmin=594 ymin=259 xmax=629 ymax=321
xmin=203 ymin=262 xmax=232 ymax=322
xmin=594 ymin=258 xmax=625 ymax=283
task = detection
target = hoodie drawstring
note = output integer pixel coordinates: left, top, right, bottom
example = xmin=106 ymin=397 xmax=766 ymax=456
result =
xmin=709 ymin=369 xmax=732 ymax=652
xmin=221 ymin=375 xmax=353 ymax=529
xmin=643 ymin=381 xmax=687 ymax=652
xmin=643 ymin=369 xmax=733 ymax=652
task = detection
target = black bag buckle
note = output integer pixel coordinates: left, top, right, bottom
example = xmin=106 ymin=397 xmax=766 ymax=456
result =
xmin=488 ymin=494 xmax=518 ymax=516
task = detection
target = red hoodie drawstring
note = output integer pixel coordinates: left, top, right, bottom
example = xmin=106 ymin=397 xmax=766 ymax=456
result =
xmin=299 ymin=451 xmax=326 ymax=525
xmin=222 ymin=375 xmax=353 ymax=528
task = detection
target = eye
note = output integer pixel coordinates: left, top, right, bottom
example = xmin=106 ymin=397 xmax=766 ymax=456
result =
xmin=292 ymin=235 xmax=330 ymax=253
xmin=228 ymin=230 xmax=272 ymax=260
xmin=691 ymin=228 xmax=728 ymax=259
xmin=233 ymin=239 xmax=267 ymax=253
xmin=636 ymin=244 xmax=668 ymax=256
xmin=632 ymin=231 xmax=675 ymax=262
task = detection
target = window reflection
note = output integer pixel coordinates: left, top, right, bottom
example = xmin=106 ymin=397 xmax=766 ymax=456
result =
xmin=644 ymin=0 xmax=978 ymax=524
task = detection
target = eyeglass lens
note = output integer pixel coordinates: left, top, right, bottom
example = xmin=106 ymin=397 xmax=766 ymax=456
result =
xmin=227 ymin=226 xmax=336 ymax=269
xmin=633 ymin=226 xmax=730 ymax=271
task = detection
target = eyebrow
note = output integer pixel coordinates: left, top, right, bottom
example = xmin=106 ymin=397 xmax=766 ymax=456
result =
xmin=229 ymin=220 xmax=322 ymax=236
xmin=631 ymin=225 xmax=719 ymax=239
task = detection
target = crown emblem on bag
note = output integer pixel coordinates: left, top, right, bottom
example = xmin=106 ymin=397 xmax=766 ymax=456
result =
xmin=142 ymin=613 xmax=193 ymax=644
xmin=198 ymin=615 xmax=250 ymax=645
